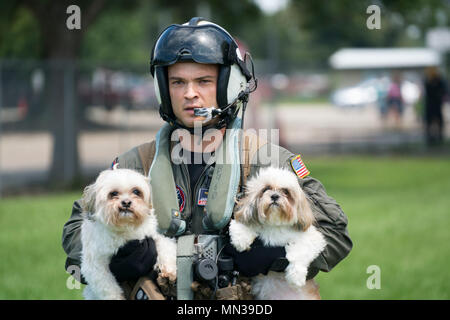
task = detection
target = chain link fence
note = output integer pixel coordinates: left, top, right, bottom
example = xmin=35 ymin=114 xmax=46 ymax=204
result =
xmin=1 ymin=59 xmax=447 ymax=196
xmin=0 ymin=59 xmax=163 ymax=196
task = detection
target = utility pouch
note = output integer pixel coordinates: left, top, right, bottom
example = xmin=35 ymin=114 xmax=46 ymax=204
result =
xmin=121 ymin=275 xmax=165 ymax=300
xmin=215 ymin=277 xmax=253 ymax=300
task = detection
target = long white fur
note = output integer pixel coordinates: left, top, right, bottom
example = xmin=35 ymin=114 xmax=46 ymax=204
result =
xmin=80 ymin=169 xmax=176 ymax=300
xmin=229 ymin=166 xmax=327 ymax=300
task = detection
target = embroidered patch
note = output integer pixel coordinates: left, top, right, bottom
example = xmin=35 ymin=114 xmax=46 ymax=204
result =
xmin=176 ymin=185 xmax=186 ymax=212
xmin=290 ymin=154 xmax=310 ymax=179
xmin=197 ymin=188 xmax=208 ymax=206
xmin=111 ymin=157 xmax=119 ymax=170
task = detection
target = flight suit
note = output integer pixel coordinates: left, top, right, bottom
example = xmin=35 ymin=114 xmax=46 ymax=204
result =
xmin=62 ymin=135 xmax=352 ymax=282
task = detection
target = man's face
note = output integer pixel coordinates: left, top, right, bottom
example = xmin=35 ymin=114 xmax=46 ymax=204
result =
xmin=167 ymin=62 xmax=219 ymax=128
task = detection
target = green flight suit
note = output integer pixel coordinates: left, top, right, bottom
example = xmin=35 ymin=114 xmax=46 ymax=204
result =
xmin=62 ymin=135 xmax=352 ymax=281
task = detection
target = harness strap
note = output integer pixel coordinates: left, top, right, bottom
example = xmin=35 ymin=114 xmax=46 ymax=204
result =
xmin=176 ymin=234 xmax=196 ymax=300
xmin=137 ymin=124 xmax=267 ymax=235
xmin=137 ymin=130 xmax=266 ymax=192
xmin=240 ymin=130 xmax=267 ymax=188
xmin=137 ymin=141 xmax=156 ymax=177
xmin=148 ymin=123 xmax=186 ymax=236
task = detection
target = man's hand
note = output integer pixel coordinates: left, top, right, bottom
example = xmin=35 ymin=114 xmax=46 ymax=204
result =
xmin=109 ymin=237 xmax=158 ymax=282
xmin=223 ymin=238 xmax=287 ymax=277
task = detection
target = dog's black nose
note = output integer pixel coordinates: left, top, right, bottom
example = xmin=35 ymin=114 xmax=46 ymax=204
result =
xmin=271 ymin=194 xmax=280 ymax=202
xmin=121 ymin=199 xmax=132 ymax=208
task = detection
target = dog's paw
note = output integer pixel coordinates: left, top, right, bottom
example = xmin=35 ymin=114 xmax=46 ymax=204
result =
xmin=156 ymin=262 xmax=177 ymax=283
xmin=159 ymin=270 xmax=177 ymax=283
xmin=229 ymin=220 xmax=257 ymax=252
xmin=285 ymin=264 xmax=307 ymax=288
xmin=157 ymin=273 xmax=177 ymax=297
xmin=231 ymin=239 xmax=252 ymax=252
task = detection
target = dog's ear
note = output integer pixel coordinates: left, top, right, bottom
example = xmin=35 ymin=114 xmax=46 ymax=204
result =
xmin=295 ymin=189 xmax=315 ymax=231
xmin=81 ymin=181 xmax=97 ymax=215
xmin=141 ymin=175 xmax=153 ymax=208
xmin=234 ymin=190 xmax=258 ymax=224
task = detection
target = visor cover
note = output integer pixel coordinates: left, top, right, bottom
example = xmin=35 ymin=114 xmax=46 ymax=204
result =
xmin=151 ymin=25 xmax=238 ymax=73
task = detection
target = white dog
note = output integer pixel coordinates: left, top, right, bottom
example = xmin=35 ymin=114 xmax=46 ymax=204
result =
xmin=229 ymin=166 xmax=326 ymax=300
xmin=80 ymin=168 xmax=177 ymax=300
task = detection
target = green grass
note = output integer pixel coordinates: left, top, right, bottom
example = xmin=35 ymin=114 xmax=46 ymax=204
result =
xmin=310 ymin=155 xmax=450 ymax=300
xmin=0 ymin=155 xmax=449 ymax=299
xmin=0 ymin=191 xmax=85 ymax=300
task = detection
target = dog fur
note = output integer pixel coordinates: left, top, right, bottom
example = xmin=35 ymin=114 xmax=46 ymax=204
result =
xmin=229 ymin=166 xmax=326 ymax=300
xmin=80 ymin=168 xmax=176 ymax=300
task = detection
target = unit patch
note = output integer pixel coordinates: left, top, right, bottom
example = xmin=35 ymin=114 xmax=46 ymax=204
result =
xmin=197 ymin=188 xmax=208 ymax=206
xmin=176 ymin=185 xmax=186 ymax=212
xmin=110 ymin=157 xmax=119 ymax=170
xmin=290 ymin=154 xmax=310 ymax=179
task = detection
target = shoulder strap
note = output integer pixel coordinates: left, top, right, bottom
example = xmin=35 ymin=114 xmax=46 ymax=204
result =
xmin=241 ymin=130 xmax=267 ymax=187
xmin=137 ymin=141 xmax=156 ymax=176
xmin=135 ymin=133 xmax=263 ymax=186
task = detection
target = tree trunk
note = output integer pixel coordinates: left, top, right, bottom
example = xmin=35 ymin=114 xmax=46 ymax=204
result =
xmin=46 ymin=59 xmax=80 ymax=185
xmin=24 ymin=0 xmax=107 ymax=186
xmin=44 ymin=27 xmax=83 ymax=186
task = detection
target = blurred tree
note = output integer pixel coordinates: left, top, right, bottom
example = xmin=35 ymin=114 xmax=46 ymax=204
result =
xmin=290 ymin=0 xmax=450 ymax=68
xmin=5 ymin=0 xmax=447 ymax=186
xmin=0 ymin=0 xmax=141 ymax=186
xmin=154 ymin=0 xmax=261 ymax=35
xmin=81 ymin=1 xmax=156 ymax=66
xmin=0 ymin=4 xmax=41 ymax=58
xmin=0 ymin=0 xmax=262 ymax=187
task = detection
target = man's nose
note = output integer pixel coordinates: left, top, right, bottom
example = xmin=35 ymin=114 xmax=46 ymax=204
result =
xmin=184 ymin=82 xmax=198 ymax=99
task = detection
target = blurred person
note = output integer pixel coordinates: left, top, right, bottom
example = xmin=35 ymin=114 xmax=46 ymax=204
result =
xmin=375 ymin=76 xmax=390 ymax=122
xmin=62 ymin=17 xmax=352 ymax=300
xmin=423 ymin=67 xmax=447 ymax=146
xmin=386 ymin=72 xmax=404 ymax=128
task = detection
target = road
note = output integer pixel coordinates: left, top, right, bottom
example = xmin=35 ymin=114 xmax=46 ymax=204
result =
xmin=1 ymin=103 xmax=449 ymax=192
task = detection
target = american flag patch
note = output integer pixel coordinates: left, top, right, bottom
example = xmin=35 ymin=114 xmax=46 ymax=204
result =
xmin=290 ymin=155 xmax=310 ymax=179
xmin=110 ymin=157 xmax=119 ymax=170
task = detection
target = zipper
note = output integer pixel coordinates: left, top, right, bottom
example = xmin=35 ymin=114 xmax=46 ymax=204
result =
xmin=192 ymin=162 xmax=213 ymax=208
xmin=180 ymin=162 xmax=191 ymax=216
xmin=180 ymin=159 xmax=212 ymax=232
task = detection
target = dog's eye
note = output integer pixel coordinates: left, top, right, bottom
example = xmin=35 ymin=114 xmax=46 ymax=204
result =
xmin=109 ymin=191 xmax=118 ymax=198
xmin=132 ymin=189 xmax=141 ymax=196
xmin=262 ymin=186 xmax=271 ymax=193
xmin=281 ymin=188 xmax=290 ymax=196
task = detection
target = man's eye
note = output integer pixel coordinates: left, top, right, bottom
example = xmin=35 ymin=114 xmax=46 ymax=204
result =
xmin=109 ymin=191 xmax=118 ymax=198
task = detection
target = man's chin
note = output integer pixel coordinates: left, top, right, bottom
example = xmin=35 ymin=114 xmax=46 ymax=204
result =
xmin=178 ymin=118 xmax=219 ymax=129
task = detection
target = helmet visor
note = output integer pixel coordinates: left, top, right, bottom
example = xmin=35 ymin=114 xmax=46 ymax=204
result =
xmin=151 ymin=24 xmax=237 ymax=70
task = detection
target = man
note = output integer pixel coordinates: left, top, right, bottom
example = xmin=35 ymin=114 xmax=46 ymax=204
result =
xmin=62 ymin=17 xmax=352 ymax=299
xmin=424 ymin=67 xmax=447 ymax=146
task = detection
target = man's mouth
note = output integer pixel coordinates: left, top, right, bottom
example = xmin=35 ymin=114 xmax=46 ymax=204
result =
xmin=184 ymin=106 xmax=200 ymax=115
